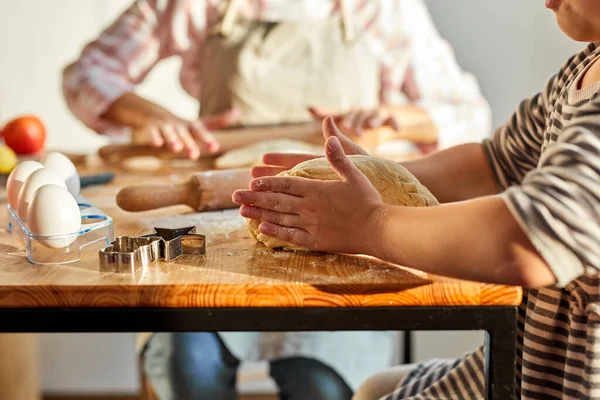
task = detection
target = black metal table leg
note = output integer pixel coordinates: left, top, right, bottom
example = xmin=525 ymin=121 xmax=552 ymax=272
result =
xmin=402 ymin=330 xmax=413 ymax=364
xmin=484 ymin=307 xmax=518 ymax=400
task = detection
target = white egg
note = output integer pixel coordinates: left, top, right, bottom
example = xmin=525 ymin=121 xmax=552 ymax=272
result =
xmin=6 ymin=161 xmax=44 ymax=210
xmin=28 ymin=184 xmax=81 ymax=249
xmin=40 ymin=152 xmax=80 ymax=197
xmin=17 ymin=168 xmax=67 ymax=222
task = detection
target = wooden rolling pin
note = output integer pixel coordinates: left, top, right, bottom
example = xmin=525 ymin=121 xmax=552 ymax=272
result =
xmin=99 ymin=122 xmax=323 ymax=163
xmin=116 ymin=169 xmax=252 ymax=212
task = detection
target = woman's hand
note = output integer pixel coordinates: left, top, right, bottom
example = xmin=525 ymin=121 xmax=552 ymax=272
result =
xmin=134 ymin=108 xmax=241 ymax=160
xmin=309 ymin=106 xmax=400 ymax=137
xmin=252 ymin=117 xmax=369 ymax=178
xmin=233 ymin=127 xmax=384 ymax=254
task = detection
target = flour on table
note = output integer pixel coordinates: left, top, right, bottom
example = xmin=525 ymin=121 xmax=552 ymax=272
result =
xmin=147 ymin=209 xmax=245 ymax=241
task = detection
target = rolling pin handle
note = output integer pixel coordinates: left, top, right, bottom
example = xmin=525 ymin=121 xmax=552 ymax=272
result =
xmin=116 ymin=181 xmax=196 ymax=212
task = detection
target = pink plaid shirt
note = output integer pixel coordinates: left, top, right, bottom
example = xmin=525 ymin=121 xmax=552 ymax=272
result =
xmin=63 ymin=0 xmax=492 ymax=148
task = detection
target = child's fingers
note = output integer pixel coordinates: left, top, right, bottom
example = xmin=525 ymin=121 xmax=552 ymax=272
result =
xmin=249 ymin=176 xmax=311 ymax=196
xmin=323 ymin=116 xmax=348 ymax=141
xmin=323 ymin=116 xmax=369 ymax=156
xmin=251 ymin=166 xmax=288 ymax=178
xmin=240 ymin=205 xmax=303 ymax=228
xmin=325 ymin=137 xmax=367 ymax=184
xmin=232 ymin=190 xmax=303 ymax=213
xmin=258 ymin=222 xmax=312 ymax=247
xmin=261 ymin=153 xmax=319 ymax=168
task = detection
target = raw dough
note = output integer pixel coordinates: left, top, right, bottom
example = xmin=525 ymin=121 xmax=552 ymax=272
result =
xmin=215 ymin=139 xmax=324 ymax=169
xmin=246 ymin=155 xmax=439 ymax=250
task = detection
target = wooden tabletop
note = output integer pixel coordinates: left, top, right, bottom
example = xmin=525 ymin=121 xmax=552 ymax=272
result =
xmin=0 ymin=155 xmax=522 ymax=309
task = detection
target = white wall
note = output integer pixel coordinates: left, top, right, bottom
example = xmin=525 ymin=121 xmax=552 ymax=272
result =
xmin=426 ymin=0 xmax=582 ymax=128
xmin=0 ymin=0 xmax=585 ymax=394
xmin=0 ymin=0 xmax=198 ymax=154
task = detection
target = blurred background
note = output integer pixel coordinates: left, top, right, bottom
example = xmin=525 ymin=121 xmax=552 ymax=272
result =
xmin=0 ymin=0 xmax=583 ymax=397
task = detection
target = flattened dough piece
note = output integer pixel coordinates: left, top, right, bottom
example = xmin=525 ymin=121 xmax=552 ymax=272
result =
xmin=215 ymin=139 xmax=324 ymax=169
xmin=246 ymin=155 xmax=439 ymax=250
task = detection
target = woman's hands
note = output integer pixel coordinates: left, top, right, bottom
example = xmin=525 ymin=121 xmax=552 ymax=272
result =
xmin=102 ymin=93 xmax=242 ymax=160
xmin=252 ymin=117 xmax=369 ymax=178
xmin=309 ymin=106 xmax=400 ymax=137
xmin=233 ymin=117 xmax=384 ymax=254
xmin=135 ymin=108 xmax=241 ymax=160
xmin=309 ymin=105 xmax=439 ymax=155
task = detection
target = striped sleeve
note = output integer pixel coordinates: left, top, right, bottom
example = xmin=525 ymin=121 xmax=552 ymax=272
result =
xmin=503 ymin=98 xmax=600 ymax=286
xmin=483 ymin=74 xmax=557 ymax=189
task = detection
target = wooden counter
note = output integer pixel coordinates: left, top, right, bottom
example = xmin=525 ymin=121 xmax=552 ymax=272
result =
xmin=0 ymin=155 xmax=522 ymax=309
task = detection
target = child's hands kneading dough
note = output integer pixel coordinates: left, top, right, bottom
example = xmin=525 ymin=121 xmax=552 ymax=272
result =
xmin=233 ymin=135 xmax=383 ymax=254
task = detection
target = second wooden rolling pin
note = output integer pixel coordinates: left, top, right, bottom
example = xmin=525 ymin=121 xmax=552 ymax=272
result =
xmin=116 ymin=169 xmax=252 ymax=212
xmin=99 ymin=122 xmax=323 ymax=163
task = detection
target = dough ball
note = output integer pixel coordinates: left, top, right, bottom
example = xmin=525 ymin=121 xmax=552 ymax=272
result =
xmin=246 ymin=155 xmax=439 ymax=250
xmin=215 ymin=139 xmax=323 ymax=169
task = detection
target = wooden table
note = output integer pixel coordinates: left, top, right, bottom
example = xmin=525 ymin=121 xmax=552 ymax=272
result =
xmin=0 ymin=156 xmax=522 ymax=400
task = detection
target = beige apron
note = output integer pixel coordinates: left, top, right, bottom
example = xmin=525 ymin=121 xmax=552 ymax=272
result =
xmin=195 ymin=0 xmax=397 ymax=390
xmin=199 ymin=0 xmax=379 ymax=124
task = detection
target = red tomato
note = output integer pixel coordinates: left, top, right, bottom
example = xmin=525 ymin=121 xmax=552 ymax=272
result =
xmin=2 ymin=116 xmax=46 ymax=154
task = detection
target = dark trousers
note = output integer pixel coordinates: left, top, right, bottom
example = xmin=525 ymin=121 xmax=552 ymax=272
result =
xmin=143 ymin=332 xmax=353 ymax=400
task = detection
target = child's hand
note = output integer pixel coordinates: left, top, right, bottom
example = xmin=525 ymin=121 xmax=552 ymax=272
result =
xmin=309 ymin=106 xmax=400 ymax=137
xmin=233 ymin=135 xmax=384 ymax=254
xmin=252 ymin=117 xmax=369 ymax=178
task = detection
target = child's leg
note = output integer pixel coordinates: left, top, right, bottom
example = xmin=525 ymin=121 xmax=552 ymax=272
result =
xmin=353 ymin=364 xmax=415 ymax=400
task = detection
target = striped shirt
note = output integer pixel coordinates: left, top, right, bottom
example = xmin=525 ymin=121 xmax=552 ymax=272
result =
xmin=62 ymin=0 xmax=491 ymax=148
xmin=385 ymin=43 xmax=600 ymax=399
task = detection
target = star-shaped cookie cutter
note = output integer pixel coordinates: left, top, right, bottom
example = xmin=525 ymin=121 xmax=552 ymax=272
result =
xmin=140 ymin=226 xmax=206 ymax=260
xmin=99 ymin=226 xmax=206 ymax=273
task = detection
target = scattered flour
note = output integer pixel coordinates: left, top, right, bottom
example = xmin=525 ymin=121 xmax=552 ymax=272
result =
xmin=147 ymin=209 xmax=246 ymax=241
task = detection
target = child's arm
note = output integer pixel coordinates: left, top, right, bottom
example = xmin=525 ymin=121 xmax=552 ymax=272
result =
xmin=254 ymin=120 xmax=500 ymax=204
xmin=234 ymin=136 xmax=556 ymax=288
xmin=399 ymin=143 xmax=500 ymax=203
xmin=401 ymin=70 xmax=557 ymax=203
xmin=371 ymin=196 xmax=554 ymax=287
xmin=235 ymin=73 xmax=600 ymax=288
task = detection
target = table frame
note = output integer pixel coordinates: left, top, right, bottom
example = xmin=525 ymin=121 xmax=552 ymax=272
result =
xmin=0 ymin=306 xmax=517 ymax=400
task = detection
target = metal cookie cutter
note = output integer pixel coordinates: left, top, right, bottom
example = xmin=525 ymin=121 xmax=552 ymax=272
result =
xmin=99 ymin=236 xmax=162 ymax=273
xmin=141 ymin=226 xmax=206 ymax=260
xmin=99 ymin=226 xmax=206 ymax=273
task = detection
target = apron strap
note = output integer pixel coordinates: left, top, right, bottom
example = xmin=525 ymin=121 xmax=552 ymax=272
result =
xmin=219 ymin=0 xmax=240 ymax=36
xmin=340 ymin=0 xmax=355 ymax=44
xmin=218 ymin=0 xmax=355 ymax=43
